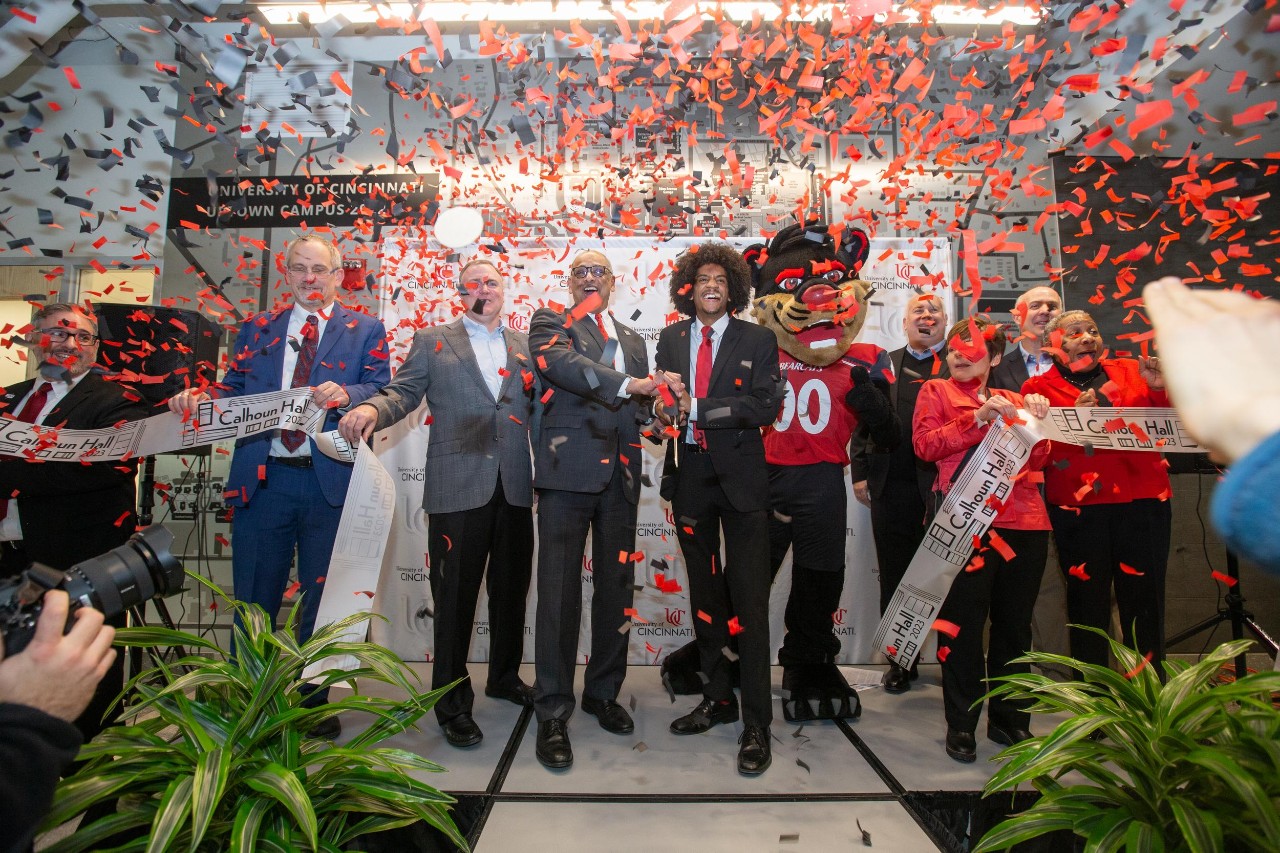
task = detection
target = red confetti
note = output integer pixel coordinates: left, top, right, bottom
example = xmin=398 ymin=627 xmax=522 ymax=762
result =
xmin=284 ymin=580 xmax=301 ymax=600
xmin=1123 ymin=652 xmax=1153 ymax=679
xmin=932 ymin=619 xmax=961 ymax=639
xmin=1119 ymin=562 xmax=1145 ymax=576
xmin=937 ymin=646 xmax=951 ymax=663
xmin=727 ymin=616 xmax=744 ymax=636
xmin=354 ymin=590 xmax=375 ymax=598
xmin=697 ymin=610 xmax=712 ymax=624
xmin=1068 ymin=563 xmax=1091 ymax=581
xmin=1210 ymin=570 xmax=1238 ymax=587
xmin=987 ymin=530 xmax=1016 ymax=562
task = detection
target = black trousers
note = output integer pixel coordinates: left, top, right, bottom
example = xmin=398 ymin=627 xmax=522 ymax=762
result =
xmin=675 ymin=452 xmax=773 ymax=728
xmin=870 ymin=475 xmax=932 ymax=616
xmin=767 ymin=462 xmax=847 ymax=666
xmin=1049 ymin=498 xmax=1171 ymax=672
xmin=533 ymin=467 xmax=637 ymax=722
xmin=427 ymin=478 xmax=533 ymax=723
xmin=938 ymin=527 xmax=1048 ymax=733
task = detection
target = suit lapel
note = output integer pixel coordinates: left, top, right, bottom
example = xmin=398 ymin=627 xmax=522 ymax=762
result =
xmin=497 ymin=328 xmax=521 ymax=401
xmin=44 ymin=373 xmax=99 ymax=425
xmin=890 ymin=348 xmax=907 ymax=407
xmin=443 ymin=319 xmax=495 ymax=401
xmin=313 ymin=304 xmax=350 ymax=371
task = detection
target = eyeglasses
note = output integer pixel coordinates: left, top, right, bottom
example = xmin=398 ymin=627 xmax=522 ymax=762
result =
xmin=287 ymin=265 xmax=338 ymax=278
xmin=570 ymin=265 xmax=611 ymax=279
xmin=39 ymin=328 xmax=98 ymax=345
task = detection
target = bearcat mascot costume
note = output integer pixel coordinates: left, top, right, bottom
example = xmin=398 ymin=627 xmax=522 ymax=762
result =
xmin=661 ymin=220 xmax=899 ymax=722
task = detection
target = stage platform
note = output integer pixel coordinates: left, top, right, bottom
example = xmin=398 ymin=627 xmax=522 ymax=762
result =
xmin=335 ymin=662 xmax=1069 ymax=852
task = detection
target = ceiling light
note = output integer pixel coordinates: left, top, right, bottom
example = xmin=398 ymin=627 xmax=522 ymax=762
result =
xmin=257 ymin=2 xmax=1042 ymax=27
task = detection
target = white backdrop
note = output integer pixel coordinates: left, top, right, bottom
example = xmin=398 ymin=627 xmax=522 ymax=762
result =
xmin=370 ymin=234 xmax=953 ymax=666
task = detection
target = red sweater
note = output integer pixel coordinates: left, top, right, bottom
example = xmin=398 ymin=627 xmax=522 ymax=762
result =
xmin=1021 ymin=359 xmax=1171 ymax=507
xmin=913 ymin=378 xmax=1051 ymax=531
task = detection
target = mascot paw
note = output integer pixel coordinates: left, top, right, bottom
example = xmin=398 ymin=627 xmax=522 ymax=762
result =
xmin=781 ymin=664 xmax=862 ymax=723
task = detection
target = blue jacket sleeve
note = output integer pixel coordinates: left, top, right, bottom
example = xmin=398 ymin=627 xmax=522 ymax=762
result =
xmin=1211 ymin=430 xmax=1280 ymax=576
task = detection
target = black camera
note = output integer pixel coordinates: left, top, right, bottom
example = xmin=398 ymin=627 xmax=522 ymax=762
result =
xmin=0 ymin=525 xmax=183 ymax=656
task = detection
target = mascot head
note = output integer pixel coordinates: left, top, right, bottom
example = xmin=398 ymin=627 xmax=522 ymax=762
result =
xmin=747 ymin=221 xmax=873 ymax=367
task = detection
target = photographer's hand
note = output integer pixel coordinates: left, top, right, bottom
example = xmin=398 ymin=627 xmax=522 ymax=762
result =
xmin=0 ymin=591 xmax=116 ymax=722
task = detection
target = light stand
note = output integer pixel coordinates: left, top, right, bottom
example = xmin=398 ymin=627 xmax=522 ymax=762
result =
xmin=1166 ymin=549 xmax=1279 ymax=681
xmin=127 ymin=455 xmax=186 ymax=677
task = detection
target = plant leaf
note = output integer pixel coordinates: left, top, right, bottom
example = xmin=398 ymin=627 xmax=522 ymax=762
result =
xmin=245 ymin=763 xmax=319 ymax=851
xmin=145 ymin=775 xmax=194 ymax=853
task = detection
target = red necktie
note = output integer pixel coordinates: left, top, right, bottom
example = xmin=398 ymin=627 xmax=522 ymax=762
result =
xmin=281 ymin=316 xmax=318 ymax=452
xmin=13 ymin=382 xmax=52 ymax=424
xmin=595 ymin=312 xmax=609 ymax=341
xmin=694 ymin=325 xmax=713 ymax=449
xmin=1 ymin=382 xmax=52 ymax=521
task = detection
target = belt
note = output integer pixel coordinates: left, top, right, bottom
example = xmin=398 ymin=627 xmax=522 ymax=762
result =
xmin=683 ymin=442 xmax=709 ymax=454
xmin=269 ymin=455 xmax=313 ymax=468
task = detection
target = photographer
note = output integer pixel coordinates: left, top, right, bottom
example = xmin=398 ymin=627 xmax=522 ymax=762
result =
xmin=0 ymin=590 xmax=117 ymax=853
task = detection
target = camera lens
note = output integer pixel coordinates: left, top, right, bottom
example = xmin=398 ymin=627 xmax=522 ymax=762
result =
xmin=60 ymin=526 xmax=183 ymax=620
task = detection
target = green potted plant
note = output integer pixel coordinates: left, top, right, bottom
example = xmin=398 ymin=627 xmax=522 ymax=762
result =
xmin=975 ymin=629 xmax=1280 ymax=852
xmin=40 ymin=577 xmax=467 ymax=852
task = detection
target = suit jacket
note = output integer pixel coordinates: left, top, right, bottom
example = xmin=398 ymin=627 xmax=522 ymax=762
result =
xmin=849 ymin=345 xmax=947 ymax=501
xmin=987 ymin=343 xmax=1031 ymax=393
xmin=0 ymin=372 xmax=149 ymax=569
xmin=654 ymin=317 xmax=782 ymax=513
xmin=217 ymin=303 xmax=390 ymax=508
xmin=361 ymin=318 xmax=537 ymax=514
xmin=528 ymin=307 xmax=649 ymax=503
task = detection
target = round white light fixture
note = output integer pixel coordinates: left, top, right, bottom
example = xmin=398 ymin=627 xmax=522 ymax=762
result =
xmin=434 ymin=207 xmax=484 ymax=248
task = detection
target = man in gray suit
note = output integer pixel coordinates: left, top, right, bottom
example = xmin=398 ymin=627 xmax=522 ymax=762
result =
xmin=339 ymin=258 xmax=538 ymax=749
xmin=527 ymin=249 xmax=660 ymax=770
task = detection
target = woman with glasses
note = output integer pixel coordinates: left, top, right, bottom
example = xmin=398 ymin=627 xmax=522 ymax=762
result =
xmin=1022 ymin=310 xmax=1171 ymax=675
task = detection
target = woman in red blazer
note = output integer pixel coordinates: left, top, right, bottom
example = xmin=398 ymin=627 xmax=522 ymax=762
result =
xmin=913 ymin=316 xmax=1052 ymax=763
xmin=1021 ymin=310 xmax=1171 ymax=675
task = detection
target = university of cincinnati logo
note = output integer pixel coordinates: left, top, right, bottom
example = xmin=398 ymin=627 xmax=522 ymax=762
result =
xmin=508 ymin=313 xmax=530 ymax=332
xmin=635 ymin=606 xmax=694 ymax=638
xmin=833 ymin=608 xmax=848 ymax=626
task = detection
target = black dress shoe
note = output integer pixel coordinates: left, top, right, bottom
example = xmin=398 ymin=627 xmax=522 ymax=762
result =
xmin=882 ymin=663 xmax=911 ymax=694
xmin=581 ymin=695 xmax=634 ymax=734
xmin=670 ymin=698 xmax=740 ymax=735
xmin=945 ymin=727 xmax=977 ymax=763
xmin=485 ymin=682 xmax=535 ymax=707
xmin=988 ymin=722 xmax=1033 ymax=747
xmin=737 ymin=725 xmax=772 ymax=776
xmin=441 ymin=713 xmax=483 ymax=748
xmin=536 ymin=719 xmax=573 ymax=769
xmin=306 ymin=715 xmax=342 ymax=740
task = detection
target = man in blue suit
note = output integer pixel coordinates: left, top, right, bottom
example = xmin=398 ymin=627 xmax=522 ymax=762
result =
xmin=168 ymin=235 xmax=390 ymax=736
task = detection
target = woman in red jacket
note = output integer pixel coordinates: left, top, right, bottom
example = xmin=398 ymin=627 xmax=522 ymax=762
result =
xmin=1022 ymin=310 xmax=1171 ymax=674
xmin=913 ymin=316 xmax=1051 ymax=763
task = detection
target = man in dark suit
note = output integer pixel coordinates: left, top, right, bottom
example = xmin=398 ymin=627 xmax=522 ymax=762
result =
xmin=987 ymin=285 xmax=1061 ymax=392
xmin=654 ymin=243 xmax=782 ymax=776
xmin=527 ymin=249 xmax=658 ymax=770
xmin=851 ymin=292 xmax=948 ymax=693
xmin=0 ymin=302 xmax=149 ymax=739
xmin=168 ymin=235 xmax=390 ymax=738
xmin=339 ymin=258 xmax=537 ymax=749
xmin=985 ymin=285 xmax=1071 ymax=678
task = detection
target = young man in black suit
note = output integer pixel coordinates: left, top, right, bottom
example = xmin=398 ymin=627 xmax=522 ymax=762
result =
xmin=654 ymin=243 xmax=783 ymax=776
xmin=0 ymin=303 xmax=149 ymax=739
